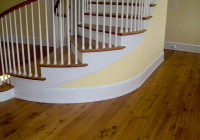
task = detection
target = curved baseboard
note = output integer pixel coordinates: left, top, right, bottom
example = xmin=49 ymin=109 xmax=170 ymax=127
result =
xmin=15 ymin=52 xmax=164 ymax=104
xmin=0 ymin=89 xmax=15 ymax=102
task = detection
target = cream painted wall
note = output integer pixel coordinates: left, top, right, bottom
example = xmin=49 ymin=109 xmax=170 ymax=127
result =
xmin=0 ymin=0 xmax=47 ymax=39
xmin=0 ymin=0 xmax=23 ymax=13
xmin=165 ymin=0 xmax=200 ymax=45
xmin=57 ymin=0 xmax=168 ymax=88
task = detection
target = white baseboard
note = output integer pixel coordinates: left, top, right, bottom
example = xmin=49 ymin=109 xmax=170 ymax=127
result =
xmin=0 ymin=89 xmax=15 ymax=102
xmin=165 ymin=42 xmax=200 ymax=53
xmin=16 ymin=52 xmax=164 ymax=104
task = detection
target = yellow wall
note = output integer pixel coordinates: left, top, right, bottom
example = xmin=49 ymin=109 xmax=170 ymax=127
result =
xmin=0 ymin=0 xmax=47 ymax=38
xmin=0 ymin=0 xmax=23 ymax=13
xmin=165 ymin=0 xmax=200 ymax=45
xmin=57 ymin=0 xmax=168 ymax=88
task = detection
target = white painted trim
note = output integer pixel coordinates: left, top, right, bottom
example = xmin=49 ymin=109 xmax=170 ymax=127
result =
xmin=0 ymin=89 xmax=15 ymax=102
xmin=165 ymin=41 xmax=200 ymax=53
xmin=15 ymin=52 xmax=164 ymax=104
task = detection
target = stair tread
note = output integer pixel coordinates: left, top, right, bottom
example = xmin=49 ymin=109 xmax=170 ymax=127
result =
xmin=78 ymin=24 xmax=147 ymax=36
xmin=0 ymin=83 xmax=14 ymax=92
xmin=90 ymin=1 xmax=157 ymax=7
xmin=71 ymin=35 xmax=125 ymax=52
xmin=40 ymin=47 xmax=88 ymax=67
xmin=84 ymin=12 xmax=152 ymax=20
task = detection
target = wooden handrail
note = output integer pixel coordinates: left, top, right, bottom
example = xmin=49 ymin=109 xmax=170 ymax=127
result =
xmin=0 ymin=0 xmax=38 ymax=18
xmin=54 ymin=0 xmax=62 ymax=13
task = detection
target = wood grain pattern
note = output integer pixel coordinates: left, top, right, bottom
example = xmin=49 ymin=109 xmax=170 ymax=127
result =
xmin=0 ymin=50 xmax=199 ymax=140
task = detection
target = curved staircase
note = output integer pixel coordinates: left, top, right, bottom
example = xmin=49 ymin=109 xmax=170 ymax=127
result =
xmin=0 ymin=0 xmax=159 ymax=103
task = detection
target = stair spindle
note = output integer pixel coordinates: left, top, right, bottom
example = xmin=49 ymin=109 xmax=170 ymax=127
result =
xmin=38 ymin=0 xmax=44 ymax=65
xmin=102 ymin=0 xmax=106 ymax=48
xmin=52 ymin=0 xmax=57 ymax=65
xmin=96 ymin=0 xmax=99 ymax=49
xmin=45 ymin=0 xmax=50 ymax=65
xmin=67 ymin=0 xmax=71 ymax=64
xmin=115 ymin=0 xmax=119 ymax=47
xmin=14 ymin=10 xmax=21 ymax=75
xmin=5 ymin=16 xmax=12 ymax=73
xmin=19 ymin=8 xmax=27 ymax=76
xmin=120 ymin=0 xmax=125 ymax=33
xmin=31 ymin=3 xmax=38 ymax=77
xmin=125 ymin=0 xmax=130 ymax=32
xmin=9 ymin=13 xmax=17 ymax=74
xmin=25 ymin=5 xmax=32 ymax=77
xmin=1 ymin=19 xmax=8 ymax=73
xmin=109 ymin=0 xmax=113 ymax=48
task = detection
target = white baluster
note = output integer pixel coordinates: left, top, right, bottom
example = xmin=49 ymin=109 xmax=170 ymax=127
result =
xmin=102 ymin=0 xmax=106 ymax=48
xmin=89 ymin=0 xmax=92 ymax=49
xmin=14 ymin=10 xmax=21 ymax=75
xmin=74 ymin=0 xmax=78 ymax=64
xmin=19 ymin=8 xmax=26 ymax=76
xmin=67 ymin=0 xmax=71 ymax=64
xmin=120 ymin=0 xmax=124 ymax=33
xmin=38 ymin=0 xmax=44 ymax=64
xmin=25 ymin=5 xmax=32 ymax=77
xmin=115 ymin=0 xmax=119 ymax=47
xmin=138 ymin=0 xmax=142 ymax=31
xmin=59 ymin=1 xmax=64 ymax=64
xmin=70 ymin=0 xmax=74 ymax=35
xmin=9 ymin=13 xmax=17 ymax=74
xmin=82 ymin=0 xmax=85 ymax=50
xmin=96 ymin=0 xmax=99 ymax=49
xmin=62 ymin=0 xmax=65 ymax=45
xmin=5 ymin=16 xmax=12 ymax=73
xmin=134 ymin=0 xmax=138 ymax=31
xmin=125 ymin=0 xmax=130 ymax=32
xmin=1 ymin=19 xmax=8 ymax=73
xmin=31 ymin=3 xmax=38 ymax=77
xmin=78 ymin=0 xmax=81 ymax=24
xmin=130 ymin=0 xmax=134 ymax=32
xmin=45 ymin=0 xmax=50 ymax=64
xmin=52 ymin=0 xmax=57 ymax=65
xmin=141 ymin=0 xmax=144 ymax=30
xmin=0 ymin=38 xmax=5 ymax=79
xmin=109 ymin=0 xmax=113 ymax=48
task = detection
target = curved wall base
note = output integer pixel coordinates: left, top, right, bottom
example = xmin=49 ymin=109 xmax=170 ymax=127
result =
xmin=15 ymin=52 xmax=164 ymax=104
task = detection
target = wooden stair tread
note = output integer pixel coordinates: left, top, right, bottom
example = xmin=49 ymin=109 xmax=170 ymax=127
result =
xmin=84 ymin=12 xmax=152 ymax=20
xmin=90 ymin=1 xmax=157 ymax=7
xmin=71 ymin=35 xmax=125 ymax=52
xmin=78 ymin=24 xmax=147 ymax=36
xmin=39 ymin=47 xmax=88 ymax=67
xmin=0 ymin=83 xmax=14 ymax=92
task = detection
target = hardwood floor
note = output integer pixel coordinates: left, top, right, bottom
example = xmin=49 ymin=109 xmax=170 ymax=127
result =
xmin=0 ymin=50 xmax=199 ymax=140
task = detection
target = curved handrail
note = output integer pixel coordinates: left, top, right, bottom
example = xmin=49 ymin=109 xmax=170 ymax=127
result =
xmin=0 ymin=0 xmax=38 ymax=18
xmin=54 ymin=0 xmax=62 ymax=13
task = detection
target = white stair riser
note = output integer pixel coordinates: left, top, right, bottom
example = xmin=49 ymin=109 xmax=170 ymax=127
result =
xmin=84 ymin=15 xmax=149 ymax=29
xmin=78 ymin=27 xmax=121 ymax=45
